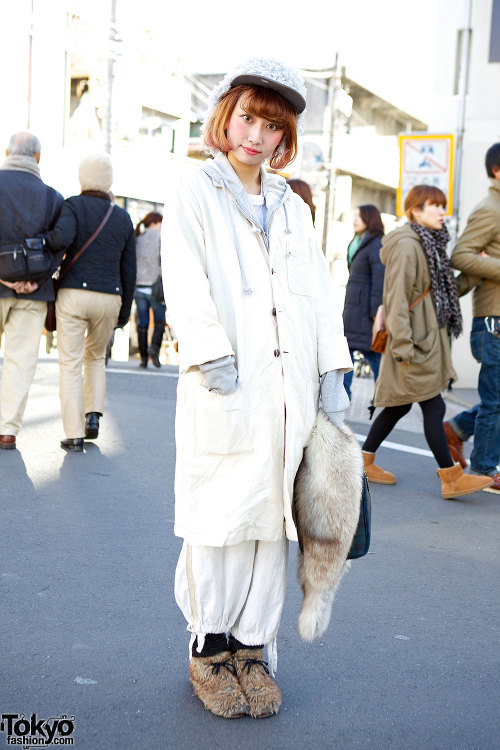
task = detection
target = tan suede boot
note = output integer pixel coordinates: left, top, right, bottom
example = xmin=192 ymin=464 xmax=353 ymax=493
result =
xmin=189 ymin=651 xmax=250 ymax=718
xmin=362 ymin=451 xmax=396 ymax=485
xmin=437 ymin=463 xmax=494 ymax=499
xmin=232 ymin=648 xmax=282 ymax=718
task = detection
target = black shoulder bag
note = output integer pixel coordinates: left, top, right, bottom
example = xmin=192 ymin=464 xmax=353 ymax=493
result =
xmin=0 ymin=190 xmax=57 ymax=283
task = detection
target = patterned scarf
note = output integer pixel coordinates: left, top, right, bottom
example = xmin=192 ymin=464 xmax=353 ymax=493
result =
xmin=410 ymin=222 xmax=462 ymax=338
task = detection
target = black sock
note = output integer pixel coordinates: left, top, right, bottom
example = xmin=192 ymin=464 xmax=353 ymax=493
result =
xmin=227 ymin=634 xmax=264 ymax=653
xmin=191 ymin=633 xmax=228 ymax=658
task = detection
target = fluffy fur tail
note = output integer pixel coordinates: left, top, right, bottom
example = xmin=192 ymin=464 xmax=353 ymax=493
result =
xmin=293 ymin=411 xmax=362 ymax=641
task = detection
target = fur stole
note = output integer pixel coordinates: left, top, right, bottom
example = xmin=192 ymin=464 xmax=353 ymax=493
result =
xmin=293 ymin=410 xmax=363 ymax=641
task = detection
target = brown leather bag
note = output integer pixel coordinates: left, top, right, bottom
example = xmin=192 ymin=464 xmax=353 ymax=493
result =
xmin=371 ymin=304 xmax=388 ymax=353
xmin=371 ymin=287 xmax=431 ymax=354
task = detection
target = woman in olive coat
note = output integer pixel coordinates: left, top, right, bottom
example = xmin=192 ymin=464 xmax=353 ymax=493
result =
xmin=361 ymin=185 xmax=493 ymax=499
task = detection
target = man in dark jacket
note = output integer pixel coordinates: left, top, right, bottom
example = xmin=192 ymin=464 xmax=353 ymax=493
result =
xmin=0 ymin=132 xmax=63 ymax=450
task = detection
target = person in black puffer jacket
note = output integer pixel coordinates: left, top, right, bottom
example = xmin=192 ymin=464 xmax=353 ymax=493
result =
xmin=342 ymin=204 xmax=385 ymax=400
xmin=45 ymin=153 xmax=136 ymax=451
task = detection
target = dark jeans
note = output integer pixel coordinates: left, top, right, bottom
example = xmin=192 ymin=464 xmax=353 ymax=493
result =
xmin=344 ymin=348 xmax=381 ymax=400
xmin=449 ymin=316 xmax=500 ymax=476
xmin=134 ymin=289 xmax=166 ymax=328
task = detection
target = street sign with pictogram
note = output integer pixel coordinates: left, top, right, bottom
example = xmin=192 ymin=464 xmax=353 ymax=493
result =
xmin=397 ymin=134 xmax=454 ymax=216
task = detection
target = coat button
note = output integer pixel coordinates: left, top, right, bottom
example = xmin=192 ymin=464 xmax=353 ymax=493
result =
xmin=272 ymin=307 xmax=276 ymax=316
xmin=82 ymin=282 xmax=87 ymax=287
xmin=274 ymin=349 xmax=280 ymax=357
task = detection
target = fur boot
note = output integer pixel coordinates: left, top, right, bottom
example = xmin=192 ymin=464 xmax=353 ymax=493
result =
xmin=293 ymin=411 xmax=363 ymax=641
xmin=232 ymin=648 xmax=282 ymax=718
xmin=189 ymin=651 xmax=249 ymax=718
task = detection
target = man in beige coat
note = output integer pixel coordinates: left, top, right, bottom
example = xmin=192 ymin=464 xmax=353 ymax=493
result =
xmin=446 ymin=143 xmax=500 ymax=492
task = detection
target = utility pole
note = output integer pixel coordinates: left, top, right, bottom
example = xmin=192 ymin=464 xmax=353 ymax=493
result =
xmin=104 ymin=0 xmax=117 ymax=154
xmin=453 ymin=0 xmax=473 ymax=232
xmin=321 ymin=54 xmax=339 ymax=255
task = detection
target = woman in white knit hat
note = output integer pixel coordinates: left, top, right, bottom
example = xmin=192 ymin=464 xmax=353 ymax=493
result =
xmin=46 ymin=153 xmax=136 ymax=451
xmin=162 ymin=58 xmax=352 ymax=718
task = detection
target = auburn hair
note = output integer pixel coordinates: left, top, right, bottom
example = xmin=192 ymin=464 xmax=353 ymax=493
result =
xmin=134 ymin=211 xmax=163 ymax=237
xmin=203 ymin=85 xmax=298 ymax=170
xmin=288 ymin=179 xmax=315 ymax=224
xmin=404 ymin=185 xmax=446 ymax=221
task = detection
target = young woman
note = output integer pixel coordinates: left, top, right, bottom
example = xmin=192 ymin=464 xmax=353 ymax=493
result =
xmin=342 ymin=204 xmax=385 ymax=399
xmin=133 ymin=212 xmax=165 ymax=368
xmin=162 ymin=59 xmax=352 ymax=719
xmin=362 ymin=185 xmax=493 ymax=498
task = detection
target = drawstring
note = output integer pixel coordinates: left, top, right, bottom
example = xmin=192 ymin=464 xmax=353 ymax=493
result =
xmin=266 ymin=636 xmax=278 ymax=677
xmin=283 ymin=200 xmax=292 ymax=236
xmin=223 ymin=188 xmax=253 ymax=295
xmin=189 ymin=632 xmax=206 ymax=658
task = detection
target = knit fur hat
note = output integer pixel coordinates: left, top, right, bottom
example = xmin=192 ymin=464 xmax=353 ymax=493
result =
xmin=78 ymin=153 xmax=113 ymax=192
xmin=204 ymin=57 xmax=307 ymax=135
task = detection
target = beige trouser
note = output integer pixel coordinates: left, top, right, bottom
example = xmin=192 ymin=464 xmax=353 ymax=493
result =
xmin=0 ymin=297 xmax=47 ymax=435
xmin=56 ymin=288 xmax=121 ymax=439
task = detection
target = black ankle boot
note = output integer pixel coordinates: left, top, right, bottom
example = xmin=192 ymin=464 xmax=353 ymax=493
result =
xmin=85 ymin=412 xmax=100 ymax=439
xmin=137 ymin=326 xmax=149 ymax=368
xmin=148 ymin=323 xmax=164 ymax=368
xmin=61 ymin=438 xmax=84 ymax=452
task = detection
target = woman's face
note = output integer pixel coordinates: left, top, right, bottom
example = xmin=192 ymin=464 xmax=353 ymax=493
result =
xmin=353 ymin=208 xmax=367 ymax=234
xmin=412 ymin=201 xmax=445 ymax=230
xmin=226 ymin=95 xmax=284 ymax=167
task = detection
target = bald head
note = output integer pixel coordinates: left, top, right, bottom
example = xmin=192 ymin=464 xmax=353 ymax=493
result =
xmin=6 ymin=132 xmax=41 ymax=161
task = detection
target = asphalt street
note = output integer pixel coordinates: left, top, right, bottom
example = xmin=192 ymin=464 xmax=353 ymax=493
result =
xmin=1 ymin=357 xmax=499 ymax=750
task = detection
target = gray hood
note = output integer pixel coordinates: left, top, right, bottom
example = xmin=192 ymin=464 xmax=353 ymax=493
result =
xmin=201 ymin=151 xmax=292 ymax=293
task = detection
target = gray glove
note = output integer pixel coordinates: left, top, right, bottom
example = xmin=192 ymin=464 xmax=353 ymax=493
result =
xmin=320 ymin=370 xmax=350 ymax=427
xmin=199 ymin=355 xmax=239 ymax=395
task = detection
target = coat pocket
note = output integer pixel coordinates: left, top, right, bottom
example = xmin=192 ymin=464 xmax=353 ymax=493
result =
xmin=412 ymin=328 xmax=437 ymax=362
xmin=188 ymin=380 xmax=254 ymax=456
xmin=286 ymin=244 xmax=312 ymax=296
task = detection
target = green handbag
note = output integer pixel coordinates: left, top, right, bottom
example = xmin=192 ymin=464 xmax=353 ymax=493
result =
xmin=347 ymin=472 xmax=371 ymax=559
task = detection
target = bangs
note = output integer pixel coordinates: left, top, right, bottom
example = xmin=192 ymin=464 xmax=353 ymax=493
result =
xmin=426 ymin=186 xmax=447 ymax=207
xmin=404 ymin=184 xmax=447 ymax=219
xmin=203 ymin=84 xmax=299 ymax=170
xmin=238 ymin=86 xmax=296 ymax=125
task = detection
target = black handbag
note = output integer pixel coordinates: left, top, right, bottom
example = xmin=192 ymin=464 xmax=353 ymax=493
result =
xmin=0 ymin=237 xmax=54 ymax=283
xmin=0 ymin=189 xmax=56 ymax=283
xmin=347 ymin=472 xmax=371 ymax=559
xmin=151 ymin=274 xmax=164 ymax=303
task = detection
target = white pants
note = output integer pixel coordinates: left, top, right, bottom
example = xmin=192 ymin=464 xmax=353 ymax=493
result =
xmin=175 ymin=537 xmax=289 ymax=674
xmin=0 ymin=297 xmax=47 ymax=435
xmin=56 ymin=288 xmax=121 ymax=438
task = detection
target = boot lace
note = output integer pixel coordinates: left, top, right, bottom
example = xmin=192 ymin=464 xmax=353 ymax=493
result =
xmin=210 ymin=659 xmax=236 ymax=676
xmin=238 ymin=657 xmax=270 ymax=675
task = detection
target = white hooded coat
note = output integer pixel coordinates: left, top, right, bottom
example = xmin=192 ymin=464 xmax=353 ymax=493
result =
xmin=162 ymin=153 xmax=351 ymax=547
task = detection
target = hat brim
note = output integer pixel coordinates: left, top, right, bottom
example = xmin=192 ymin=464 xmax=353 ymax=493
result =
xmin=230 ymin=74 xmax=306 ymax=114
